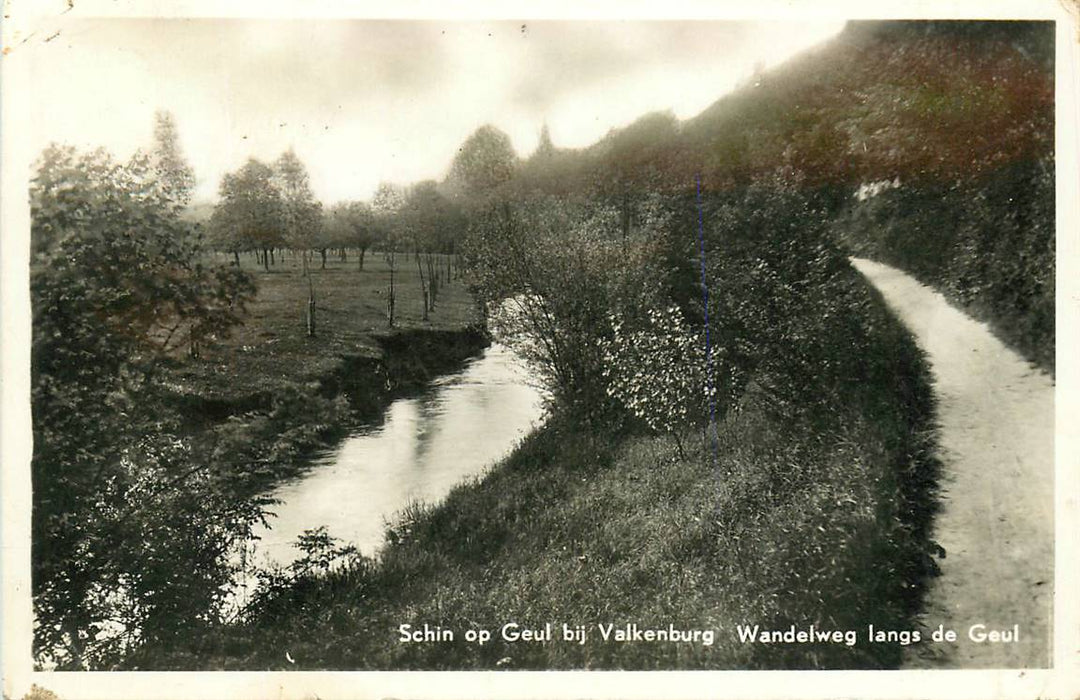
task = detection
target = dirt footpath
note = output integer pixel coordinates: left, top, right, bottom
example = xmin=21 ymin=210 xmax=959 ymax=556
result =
xmin=852 ymin=257 xmax=1055 ymax=669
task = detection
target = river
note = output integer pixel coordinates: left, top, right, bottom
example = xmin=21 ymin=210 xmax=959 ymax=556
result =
xmin=246 ymin=342 xmax=545 ymax=570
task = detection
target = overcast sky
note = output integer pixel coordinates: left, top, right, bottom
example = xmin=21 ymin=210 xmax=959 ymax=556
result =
xmin=25 ymin=18 xmax=844 ymax=204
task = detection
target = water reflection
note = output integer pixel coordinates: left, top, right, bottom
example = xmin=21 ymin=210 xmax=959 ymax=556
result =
xmin=249 ymin=343 xmax=544 ymax=569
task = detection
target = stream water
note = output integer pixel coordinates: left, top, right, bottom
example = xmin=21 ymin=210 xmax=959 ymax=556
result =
xmin=246 ymin=342 xmax=545 ymax=570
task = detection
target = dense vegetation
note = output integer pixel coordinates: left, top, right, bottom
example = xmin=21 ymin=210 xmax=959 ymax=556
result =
xmin=30 ymin=20 xmax=1052 ymax=670
xmin=133 ymin=170 xmax=941 ymax=670
xmin=31 ymin=118 xmax=264 ymax=667
xmin=30 ymin=118 xmax=480 ymax=669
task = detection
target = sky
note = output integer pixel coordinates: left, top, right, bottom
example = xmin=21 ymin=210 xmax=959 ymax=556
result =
xmin=24 ymin=18 xmax=845 ymax=204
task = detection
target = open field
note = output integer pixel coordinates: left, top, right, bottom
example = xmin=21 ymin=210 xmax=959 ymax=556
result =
xmin=166 ymin=251 xmax=480 ymax=403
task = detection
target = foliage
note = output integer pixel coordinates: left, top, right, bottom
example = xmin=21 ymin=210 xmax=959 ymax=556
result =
xmin=601 ymin=306 xmax=727 ymax=454
xmin=370 ymin=182 xmax=406 ymax=249
xmin=323 ymin=200 xmax=377 ymax=268
xmin=465 ymin=195 xmax=675 ymax=424
xmin=30 ymin=131 xmax=257 ymax=668
xmin=148 ymin=110 xmax=196 ymax=214
xmin=444 ymin=124 xmax=518 ymax=200
xmin=238 ymin=526 xmax=366 ymax=624
xmin=273 ymin=149 xmax=323 ymax=254
xmin=209 ymin=158 xmax=285 ymax=261
xmin=834 ymin=156 xmax=1054 ymax=371
xmin=698 ymin=171 xmax=853 ymax=422
xmin=401 ymin=181 xmax=462 ymax=254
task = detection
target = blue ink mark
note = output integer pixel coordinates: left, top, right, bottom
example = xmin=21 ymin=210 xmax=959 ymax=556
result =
xmin=696 ymin=174 xmax=719 ymax=473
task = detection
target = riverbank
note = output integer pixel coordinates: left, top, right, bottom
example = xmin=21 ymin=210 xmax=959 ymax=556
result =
xmin=126 ymin=260 xmax=942 ymax=671
xmin=160 ymin=253 xmax=490 ymax=499
xmin=165 ymin=253 xmax=483 ymax=411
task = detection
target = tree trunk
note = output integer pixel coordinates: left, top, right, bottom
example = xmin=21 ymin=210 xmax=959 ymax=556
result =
xmin=233 ymin=250 xmax=240 ymax=267
xmin=63 ymin=613 xmax=87 ymax=670
xmin=270 ymin=248 xmax=276 ymax=266
xmin=387 ymin=258 xmax=396 ymax=327
xmin=426 ymin=254 xmax=438 ymax=310
xmin=416 ymin=254 xmax=428 ymax=321
xmin=320 ymin=248 xmax=327 ymax=269
xmin=306 ymin=275 xmax=316 ymax=338
xmin=358 ymin=247 xmax=366 ymax=271
xmin=263 ymin=248 xmax=270 ymax=272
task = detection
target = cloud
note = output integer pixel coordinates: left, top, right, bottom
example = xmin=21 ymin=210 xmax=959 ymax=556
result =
xmin=25 ymin=18 xmax=843 ymax=204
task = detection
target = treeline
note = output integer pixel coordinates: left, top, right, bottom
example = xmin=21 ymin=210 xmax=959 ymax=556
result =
xmin=204 ymin=151 xmax=381 ymax=274
xmin=202 ymin=149 xmax=481 ymax=327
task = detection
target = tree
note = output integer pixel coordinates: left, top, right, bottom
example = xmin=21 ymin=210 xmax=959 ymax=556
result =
xmin=149 ymin=110 xmax=196 ymax=213
xmin=30 ymin=136 xmax=257 ymax=668
xmin=273 ymin=148 xmax=323 ymax=274
xmin=601 ymin=306 xmax=727 ymax=459
xmin=401 ymin=181 xmax=460 ymax=317
xmin=210 ymin=159 xmax=284 ymax=270
xmin=372 ymin=182 xmax=405 ymax=326
xmin=535 ymin=123 xmax=555 ymax=159
xmin=325 ymin=201 xmax=377 ymax=271
xmin=594 ymin=111 xmax=680 ymax=246
xmin=271 ymin=150 xmax=322 ymax=336
xmin=444 ymin=124 xmax=517 ymax=201
xmin=465 ymin=195 xmax=672 ymax=425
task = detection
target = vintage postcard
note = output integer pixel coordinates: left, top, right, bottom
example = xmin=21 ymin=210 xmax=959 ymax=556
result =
xmin=2 ymin=0 xmax=1078 ymax=698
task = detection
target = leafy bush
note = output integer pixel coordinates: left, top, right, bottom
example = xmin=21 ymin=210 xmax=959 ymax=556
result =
xmin=465 ymin=195 xmax=674 ymax=427
xmin=30 ymin=140 xmax=259 ymax=668
xmin=601 ymin=305 xmax=728 ymax=457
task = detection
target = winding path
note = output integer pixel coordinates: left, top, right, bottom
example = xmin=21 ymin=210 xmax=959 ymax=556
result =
xmin=851 ymin=257 xmax=1054 ymax=669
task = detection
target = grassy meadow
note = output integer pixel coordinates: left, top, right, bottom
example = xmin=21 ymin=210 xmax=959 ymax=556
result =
xmin=166 ymin=251 xmax=481 ymax=405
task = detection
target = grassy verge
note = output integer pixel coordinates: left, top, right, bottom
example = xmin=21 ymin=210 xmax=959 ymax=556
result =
xmin=131 ymin=262 xmax=941 ymax=671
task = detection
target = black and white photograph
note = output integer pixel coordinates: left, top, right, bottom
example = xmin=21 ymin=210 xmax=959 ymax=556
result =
xmin=1 ymin=1 xmax=1077 ymax=698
